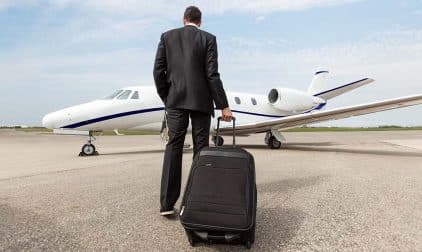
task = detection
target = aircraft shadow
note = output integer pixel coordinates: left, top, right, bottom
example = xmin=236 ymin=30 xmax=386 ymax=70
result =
xmin=283 ymin=145 xmax=422 ymax=157
xmin=99 ymin=148 xmax=192 ymax=156
xmin=238 ymin=143 xmax=422 ymax=157
xmin=100 ymin=149 xmax=164 ymax=156
xmin=238 ymin=142 xmax=334 ymax=149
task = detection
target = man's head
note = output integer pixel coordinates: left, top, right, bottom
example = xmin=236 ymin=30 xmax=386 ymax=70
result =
xmin=183 ymin=6 xmax=201 ymax=27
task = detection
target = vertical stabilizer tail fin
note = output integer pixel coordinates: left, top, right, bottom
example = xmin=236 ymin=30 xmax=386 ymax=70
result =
xmin=307 ymin=70 xmax=329 ymax=96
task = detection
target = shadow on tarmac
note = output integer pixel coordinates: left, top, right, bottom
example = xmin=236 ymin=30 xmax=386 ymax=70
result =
xmin=259 ymin=176 xmax=325 ymax=194
xmin=283 ymin=145 xmax=422 ymax=157
xmin=192 ymin=208 xmax=306 ymax=252
xmin=238 ymin=143 xmax=422 ymax=157
xmin=100 ymin=149 xmax=164 ymax=156
xmin=237 ymin=142 xmax=334 ymax=149
xmin=99 ymin=148 xmax=194 ymax=156
xmin=188 ymin=176 xmax=323 ymax=251
xmin=0 ymin=203 xmax=83 ymax=251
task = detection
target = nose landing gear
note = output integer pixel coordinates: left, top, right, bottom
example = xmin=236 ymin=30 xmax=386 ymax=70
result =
xmin=79 ymin=131 xmax=99 ymax=156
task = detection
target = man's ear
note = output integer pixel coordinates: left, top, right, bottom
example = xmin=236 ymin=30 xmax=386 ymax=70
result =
xmin=197 ymin=21 xmax=201 ymax=27
xmin=183 ymin=18 xmax=187 ymax=25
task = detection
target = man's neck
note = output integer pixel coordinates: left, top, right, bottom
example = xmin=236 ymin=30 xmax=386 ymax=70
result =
xmin=185 ymin=22 xmax=199 ymax=28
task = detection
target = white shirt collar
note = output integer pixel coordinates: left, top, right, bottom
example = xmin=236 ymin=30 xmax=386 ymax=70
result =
xmin=185 ymin=22 xmax=199 ymax=28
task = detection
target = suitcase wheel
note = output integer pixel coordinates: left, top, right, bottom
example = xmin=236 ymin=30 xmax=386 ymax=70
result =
xmin=186 ymin=230 xmax=196 ymax=247
xmin=245 ymin=240 xmax=252 ymax=249
xmin=188 ymin=235 xmax=195 ymax=247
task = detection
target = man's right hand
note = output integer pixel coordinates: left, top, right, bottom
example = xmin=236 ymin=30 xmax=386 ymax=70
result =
xmin=221 ymin=107 xmax=233 ymax=122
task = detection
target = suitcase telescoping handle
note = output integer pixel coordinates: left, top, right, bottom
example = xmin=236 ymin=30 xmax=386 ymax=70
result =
xmin=216 ymin=116 xmax=236 ymax=147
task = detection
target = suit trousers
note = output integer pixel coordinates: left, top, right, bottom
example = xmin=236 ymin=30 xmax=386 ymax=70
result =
xmin=160 ymin=108 xmax=211 ymax=211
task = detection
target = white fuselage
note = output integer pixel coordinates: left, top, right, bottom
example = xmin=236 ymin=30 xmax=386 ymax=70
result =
xmin=42 ymin=85 xmax=326 ymax=132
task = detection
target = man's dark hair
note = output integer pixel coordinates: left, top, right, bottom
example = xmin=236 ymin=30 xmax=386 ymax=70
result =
xmin=184 ymin=6 xmax=202 ymax=24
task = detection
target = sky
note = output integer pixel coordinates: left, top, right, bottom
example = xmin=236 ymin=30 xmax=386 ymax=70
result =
xmin=1 ymin=0 xmax=422 ymax=127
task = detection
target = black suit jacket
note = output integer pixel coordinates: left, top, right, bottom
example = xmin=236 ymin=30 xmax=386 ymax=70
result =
xmin=153 ymin=25 xmax=229 ymax=114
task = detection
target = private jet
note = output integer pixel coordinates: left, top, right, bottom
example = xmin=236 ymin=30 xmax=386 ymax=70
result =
xmin=42 ymin=71 xmax=422 ymax=156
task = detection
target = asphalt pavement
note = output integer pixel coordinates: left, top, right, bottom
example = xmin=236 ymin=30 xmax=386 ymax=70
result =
xmin=1 ymin=130 xmax=421 ymax=251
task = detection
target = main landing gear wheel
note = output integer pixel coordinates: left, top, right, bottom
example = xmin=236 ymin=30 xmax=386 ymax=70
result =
xmin=212 ymin=135 xmax=224 ymax=147
xmin=265 ymin=132 xmax=282 ymax=149
xmin=79 ymin=131 xmax=99 ymax=156
xmin=81 ymin=143 xmax=96 ymax=156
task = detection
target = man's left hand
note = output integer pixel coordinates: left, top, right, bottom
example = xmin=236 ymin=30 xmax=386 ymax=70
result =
xmin=221 ymin=107 xmax=233 ymax=122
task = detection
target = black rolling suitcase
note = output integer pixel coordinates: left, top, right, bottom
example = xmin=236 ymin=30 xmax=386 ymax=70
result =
xmin=180 ymin=117 xmax=257 ymax=249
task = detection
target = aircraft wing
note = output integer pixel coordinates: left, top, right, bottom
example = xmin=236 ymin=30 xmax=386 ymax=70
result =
xmin=221 ymin=94 xmax=422 ymax=134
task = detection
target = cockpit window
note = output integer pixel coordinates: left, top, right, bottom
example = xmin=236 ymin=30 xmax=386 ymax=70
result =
xmin=117 ymin=90 xmax=132 ymax=100
xmin=104 ymin=89 xmax=123 ymax=99
xmin=131 ymin=91 xmax=139 ymax=99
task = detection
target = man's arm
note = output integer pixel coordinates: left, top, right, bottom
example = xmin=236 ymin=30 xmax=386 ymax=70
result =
xmin=153 ymin=33 xmax=169 ymax=103
xmin=205 ymin=36 xmax=229 ymax=110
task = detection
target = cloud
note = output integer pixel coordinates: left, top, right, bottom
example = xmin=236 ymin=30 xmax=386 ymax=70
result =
xmin=218 ymin=28 xmax=422 ymax=126
xmin=221 ymin=28 xmax=422 ymax=84
xmin=2 ymin=0 xmax=422 ymax=127
xmin=0 ymin=0 xmax=13 ymax=9
xmin=0 ymin=0 xmax=38 ymax=10
xmin=64 ymin=17 xmax=166 ymax=45
xmin=413 ymin=9 xmax=422 ymax=16
xmin=2 ymin=0 xmax=363 ymax=14
xmin=255 ymin=15 xmax=265 ymax=23
xmin=2 ymin=26 xmax=422 ymax=126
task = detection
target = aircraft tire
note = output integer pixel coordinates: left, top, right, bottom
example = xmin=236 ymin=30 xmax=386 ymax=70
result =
xmin=213 ymin=136 xmax=224 ymax=147
xmin=80 ymin=143 xmax=97 ymax=156
xmin=268 ymin=136 xmax=282 ymax=149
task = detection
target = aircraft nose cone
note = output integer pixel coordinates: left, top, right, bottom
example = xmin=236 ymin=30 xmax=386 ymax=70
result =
xmin=42 ymin=113 xmax=54 ymax=129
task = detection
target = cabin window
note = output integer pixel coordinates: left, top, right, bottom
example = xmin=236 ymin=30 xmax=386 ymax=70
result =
xmin=131 ymin=91 xmax=139 ymax=99
xmin=117 ymin=90 xmax=132 ymax=100
xmin=235 ymin=97 xmax=241 ymax=104
xmin=104 ymin=89 xmax=123 ymax=99
xmin=251 ymin=97 xmax=257 ymax=105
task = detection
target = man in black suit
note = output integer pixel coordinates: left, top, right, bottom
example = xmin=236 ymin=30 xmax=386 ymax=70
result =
xmin=153 ymin=6 xmax=232 ymax=216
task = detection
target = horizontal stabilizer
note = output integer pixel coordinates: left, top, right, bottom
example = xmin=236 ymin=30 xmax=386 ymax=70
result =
xmin=314 ymin=78 xmax=374 ymax=100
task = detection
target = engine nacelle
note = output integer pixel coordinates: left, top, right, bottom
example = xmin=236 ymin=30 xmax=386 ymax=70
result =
xmin=268 ymin=88 xmax=325 ymax=112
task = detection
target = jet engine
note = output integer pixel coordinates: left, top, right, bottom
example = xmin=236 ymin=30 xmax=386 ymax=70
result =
xmin=268 ymin=88 xmax=325 ymax=112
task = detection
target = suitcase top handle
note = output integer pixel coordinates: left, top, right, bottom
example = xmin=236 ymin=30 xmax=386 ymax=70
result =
xmin=216 ymin=116 xmax=236 ymax=147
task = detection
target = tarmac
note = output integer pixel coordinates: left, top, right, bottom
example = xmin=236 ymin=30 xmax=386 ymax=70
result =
xmin=0 ymin=129 xmax=421 ymax=251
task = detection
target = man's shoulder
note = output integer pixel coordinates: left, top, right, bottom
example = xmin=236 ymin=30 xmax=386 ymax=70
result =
xmin=198 ymin=29 xmax=216 ymax=40
xmin=161 ymin=27 xmax=216 ymax=41
xmin=162 ymin=27 xmax=184 ymax=37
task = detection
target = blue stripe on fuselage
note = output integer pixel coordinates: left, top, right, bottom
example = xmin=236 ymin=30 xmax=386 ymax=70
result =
xmin=230 ymin=110 xmax=283 ymax=118
xmin=62 ymin=107 xmax=165 ymax=129
xmin=62 ymin=103 xmax=328 ymax=129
